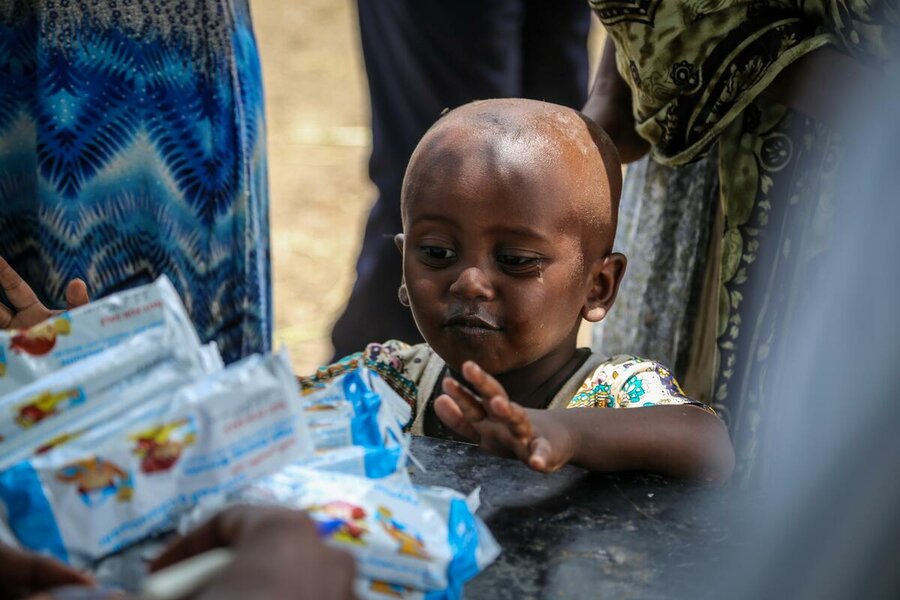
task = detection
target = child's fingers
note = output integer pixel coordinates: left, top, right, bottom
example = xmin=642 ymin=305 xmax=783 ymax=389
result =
xmin=488 ymin=396 xmax=533 ymax=441
xmin=461 ymin=361 xmax=509 ymax=404
xmin=527 ymin=437 xmax=555 ymax=473
xmin=434 ymin=395 xmax=481 ymax=442
xmin=441 ymin=377 xmax=486 ymax=423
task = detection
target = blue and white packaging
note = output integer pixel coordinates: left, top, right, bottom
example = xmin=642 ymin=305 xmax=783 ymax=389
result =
xmin=226 ymin=466 xmax=499 ymax=593
xmin=297 ymin=445 xmax=405 ymax=480
xmin=0 ymin=276 xmax=199 ymax=395
xmin=302 ymin=369 xmax=411 ymax=453
xmin=0 ymin=350 xmax=312 ymax=566
xmin=352 ymin=487 xmax=499 ymax=599
xmin=0 ymin=327 xmax=217 ymax=469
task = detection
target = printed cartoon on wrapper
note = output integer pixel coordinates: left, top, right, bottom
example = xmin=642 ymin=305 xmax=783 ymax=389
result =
xmin=0 ymin=350 xmax=313 ymax=566
xmin=193 ymin=466 xmax=499 ymax=595
xmin=0 ymin=326 xmax=218 ymax=470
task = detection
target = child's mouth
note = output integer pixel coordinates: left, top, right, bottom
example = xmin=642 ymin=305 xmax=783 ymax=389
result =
xmin=442 ymin=314 xmax=501 ymax=334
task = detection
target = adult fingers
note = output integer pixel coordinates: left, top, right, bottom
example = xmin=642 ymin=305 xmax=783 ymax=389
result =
xmin=65 ymin=279 xmax=90 ymax=309
xmin=151 ymin=506 xmax=315 ymax=572
xmin=441 ymin=377 xmax=486 ymax=423
xmin=150 ymin=508 xmax=240 ymax=571
xmin=433 ymin=394 xmax=481 ymax=442
xmin=0 ymin=302 xmax=13 ymax=329
xmin=194 ymin=525 xmax=357 ymax=600
xmin=0 ymin=256 xmax=41 ymax=313
xmin=0 ymin=545 xmax=93 ymax=593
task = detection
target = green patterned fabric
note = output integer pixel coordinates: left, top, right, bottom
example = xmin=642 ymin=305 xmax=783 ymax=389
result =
xmin=589 ymin=0 xmax=897 ymax=483
xmin=588 ymin=1 xmax=897 ymax=164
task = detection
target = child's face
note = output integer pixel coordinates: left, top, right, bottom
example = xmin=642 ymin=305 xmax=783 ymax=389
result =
xmin=401 ymin=131 xmax=609 ymax=375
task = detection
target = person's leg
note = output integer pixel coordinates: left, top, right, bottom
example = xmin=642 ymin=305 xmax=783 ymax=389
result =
xmin=331 ymin=0 xmax=525 ymax=359
xmin=521 ymin=0 xmax=591 ymax=108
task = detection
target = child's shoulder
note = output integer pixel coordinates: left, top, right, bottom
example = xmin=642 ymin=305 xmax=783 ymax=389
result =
xmin=298 ymin=340 xmax=436 ymax=408
xmin=566 ymin=353 xmax=702 ymax=410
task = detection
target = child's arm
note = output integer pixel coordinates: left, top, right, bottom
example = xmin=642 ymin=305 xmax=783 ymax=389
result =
xmin=0 ymin=256 xmax=89 ymax=329
xmin=435 ymin=361 xmax=735 ymax=482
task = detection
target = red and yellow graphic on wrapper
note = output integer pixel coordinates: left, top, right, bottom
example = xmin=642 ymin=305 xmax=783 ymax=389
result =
xmin=36 ymin=430 xmax=84 ymax=455
xmin=9 ymin=314 xmax=72 ymax=356
xmin=130 ymin=418 xmax=197 ymax=474
xmin=14 ymin=387 xmax=86 ymax=428
xmin=56 ymin=457 xmax=134 ymax=507
xmin=377 ymin=506 xmax=430 ymax=560
xmin=309 ymin=501 xmax=369 ymax=545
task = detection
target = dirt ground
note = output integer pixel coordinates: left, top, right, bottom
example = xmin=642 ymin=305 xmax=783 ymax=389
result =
xmin=253 ymin=1 xmax=602 ymax=373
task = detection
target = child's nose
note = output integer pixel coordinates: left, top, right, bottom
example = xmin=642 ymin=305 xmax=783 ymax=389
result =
xmin=449 ymin=267 xmax=495 ymax=301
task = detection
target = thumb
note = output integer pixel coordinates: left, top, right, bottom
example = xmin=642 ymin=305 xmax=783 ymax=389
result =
xmin=65 ymin=279 xmax=90 ymax=309
xmin=527 ymin=437 xmax=557 ymax=473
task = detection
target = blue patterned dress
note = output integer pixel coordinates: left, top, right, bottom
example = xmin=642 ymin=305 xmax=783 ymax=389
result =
xmin=0 ymin=0 xmax=270 ymax=363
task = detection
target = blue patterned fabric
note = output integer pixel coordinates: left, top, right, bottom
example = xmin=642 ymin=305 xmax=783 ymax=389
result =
xmin=0 ymin=0 xmax=271 ymax=363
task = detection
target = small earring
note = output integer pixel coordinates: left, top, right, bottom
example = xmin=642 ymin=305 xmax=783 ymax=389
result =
xmin=398 ymin=284 xmax=410 ymax=307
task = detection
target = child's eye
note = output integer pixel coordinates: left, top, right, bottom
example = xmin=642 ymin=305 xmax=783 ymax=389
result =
xmin=419 ymin=246 xmax=457 ymax=265
xmin=496 ymin=254 xmax=542 ymax=274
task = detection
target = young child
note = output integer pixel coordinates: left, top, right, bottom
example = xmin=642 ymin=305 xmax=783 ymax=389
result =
xmin=307 ymin=99 xmax=735 ymax=481
xmin=0 ymin=100 xmax=734 ymax=481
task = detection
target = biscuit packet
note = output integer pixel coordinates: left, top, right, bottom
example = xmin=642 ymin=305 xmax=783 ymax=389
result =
xmin=0 ymin=350 xmax=312 ymax=566
xmin=0 ymin=276 xmax=199 ymax=395
xmin=297 ymin=445 xmax=405 ymax=480
xmin=352 ymin=486 xmax=498 ymax=599
xmin=0 ymin=327 xmax=217 ymax=469
xmin=302 ymin=368 xmax=411 ymax=453
xmin=214 ymin=466 xmax=499 ymax=593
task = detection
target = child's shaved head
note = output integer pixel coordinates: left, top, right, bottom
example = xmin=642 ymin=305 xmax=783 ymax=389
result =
xmin=399 ymin=98 xmax=628 ymax=379
xmin=402 ymin=98 xmax=623 ymax=257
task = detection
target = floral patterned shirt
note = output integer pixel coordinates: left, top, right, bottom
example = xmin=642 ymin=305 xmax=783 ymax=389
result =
xmin=298 ymin=341 xmax=713 ymax=434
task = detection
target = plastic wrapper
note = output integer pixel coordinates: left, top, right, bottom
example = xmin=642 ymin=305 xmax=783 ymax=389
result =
xmin=0 ymin=327 xmax=218 ymax=470
xmin=0 ymin=350 xmax=312 ymax=566
xmin=207 ymin=466 xmax=499 ymax=594
xmin=0 ymin=276 xmax=199 ymax=395
xmin=302 ymin=368 xmax=411 ymax=453
xmin=297 ymin=445 xmax=405 ymax=480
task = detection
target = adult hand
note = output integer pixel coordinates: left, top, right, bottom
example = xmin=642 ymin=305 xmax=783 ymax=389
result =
xmin=434 ymin=361 xmax=576 ymax=473
xmin=0 ymin=256 xmax=89 ymax=329
xmin=151 ymin=505 xmax=357 ymax=600
xmin=0 ymin=544 xmax=94 ymax=598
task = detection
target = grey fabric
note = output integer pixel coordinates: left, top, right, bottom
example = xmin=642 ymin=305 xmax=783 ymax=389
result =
xmin=592 ymin=153 xmax=718 ymax=380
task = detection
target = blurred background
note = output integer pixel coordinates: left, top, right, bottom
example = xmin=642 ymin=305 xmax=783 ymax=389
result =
xmin=254 ymin=0 xmax=603 ymax=373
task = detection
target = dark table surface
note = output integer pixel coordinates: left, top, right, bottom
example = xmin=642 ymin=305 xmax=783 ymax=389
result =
xmin=96 ymin=436 xmax=738 ymax=599
xmin=409 ymin=436 xmax=737 ymax=600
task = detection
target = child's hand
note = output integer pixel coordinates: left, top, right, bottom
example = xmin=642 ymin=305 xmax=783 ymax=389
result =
xmin=434 ymin=361 xmax=576 ymax=473
xmin=0 ymin=256 xmax=89 ymax=329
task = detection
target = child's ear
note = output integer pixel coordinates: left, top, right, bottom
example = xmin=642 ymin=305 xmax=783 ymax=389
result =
xmin=394 ymin=234 xmax=410 ymax=307
xmin=582 ymin=253 xmax=627 ymax=323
